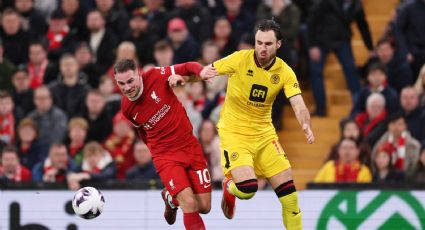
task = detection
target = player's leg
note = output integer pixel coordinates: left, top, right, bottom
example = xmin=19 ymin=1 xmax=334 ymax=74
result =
xmin=194 ymin=193 xmax=211 ymax=214
xmin=227 ymin=166 xmax=258 ymax=200
xmin=268 ymin=168 xmax=301 ymax=230
xmin=175 ymin=187 xmax=206 ymax=230
xmin=257 ymin=138 xmax=301 ymax=230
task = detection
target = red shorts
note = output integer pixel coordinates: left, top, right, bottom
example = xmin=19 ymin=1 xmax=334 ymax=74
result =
xmin=154 ymin=142 xmax=212 ymax=197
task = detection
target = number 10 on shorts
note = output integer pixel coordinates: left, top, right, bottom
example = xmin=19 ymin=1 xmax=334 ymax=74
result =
xmin=196 ymin=169 xmax=211 ymax=186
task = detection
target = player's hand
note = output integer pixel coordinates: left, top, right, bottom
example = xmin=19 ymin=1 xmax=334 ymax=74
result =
xmin=309 ymin=47 xmax=321 ymax=63
xmin=200 ymin=65 xmax=218 ymax=80
xmin=168 ymin=74 xmax=186 ymax=87
xmin=302 ymin=123 xmax=315 ymax=144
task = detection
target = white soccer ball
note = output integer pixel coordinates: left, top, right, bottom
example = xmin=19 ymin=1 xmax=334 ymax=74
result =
xmin=72 ymin=187 xmax=105 ymax=219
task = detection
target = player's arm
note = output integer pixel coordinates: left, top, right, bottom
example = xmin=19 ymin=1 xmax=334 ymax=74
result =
xmin=168 ymin=63 xmax=217 ymax=86
xmin=289 ymin=94 xmax=315 ymax=144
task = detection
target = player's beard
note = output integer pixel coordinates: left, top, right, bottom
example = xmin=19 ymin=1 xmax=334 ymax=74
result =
xmin=255 ymin=49 xmax=276 ymax=67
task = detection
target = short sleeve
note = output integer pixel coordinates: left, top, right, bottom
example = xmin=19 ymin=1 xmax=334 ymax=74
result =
xmin=213 ymin=51 xmax=242 ymax=76
xmin=282 ymin=65 xmax=302 ymax=98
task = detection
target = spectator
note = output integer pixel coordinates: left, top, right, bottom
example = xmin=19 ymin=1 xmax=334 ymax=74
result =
xmin=395 ymin=0 xmax=425 ymax=79
xmin=314 ymin=138 xmax=372 ymax=183
xmin=135 ymin=0 xmax=167 ymax=37
xmin=307 ymin=0 xmax=373 ymax=116
xmin=0 ymin=8 xmax=30 ymax=66
xmin=355 ymin=93 xmax=388 ymax=147
xmin=237 ymin=33 xmax=254 ymax=51
xmin=61 ymin=0 xmax=87 ymax=40
xmin=67 ymin=117 xmax=88 ymax=165
xmin=372 ymin=142 xmax=405 ymax=184
xmin=153 ymin=40 xmax=174 ymax=67
xmin=414 ymin=64 xmax=425 ymax=107
xmin=15 ymin=0 xmax=48 ymax=40
xmin=211 ymin=17 xmax=238 ymax=57
xmin=167 ymin=17 xmax=200 ymax=63
xmin=95 ymin=0 xmax=129 ymax=41
xmin=369 ymin=37 xmax=413 ymax=93
xmin=46 ymin=9 xmax=77 ymax=62
xmin=104 ymin=112 xmax=136 ymax=180
xmin=412 ymin=147 xmax=425 ymax=183
xmin=326 ymin=118 xmax=371 ymax=167
xmin=257 ymin=0 xmax=301 ymax=67
xmin=0 ymin=38 xmax=16 ymax=92
xmin=27 ymin=41 xmax=58 ymax=87
xmin=0 ymin=91 xmax=15 ymax=144
xmin=372 ymin=113 xmax=421 ymax=177
xmin=33 ymin=0 xmax=57 ymax=18
xmin=188 ymin=81 xmax=208 ymax=112
xmin=168 ymin=0 xmax=212 ymax=42
xmin=83 ymin=90 xmax=113 ymax=142
xmin=124 ymin=9 xmax=158 ymax=66
xmin=74 ymin=42 xmax=103 ymax=89
xmin=49 ymin=54 xmax=90 ymax=118
xmin=400 ymin=86 xmax=425 ymax=142
xmin=28 ymin=86 xmax=68 ymax=145
xmin=0 ymin=145 xmax=32 ymax=183
xmin=32 ymin=143 xmax=77 ymax=182
xmin=125 ymin=141 xmax=159 ymax=182
xmin=98 ymin=75 xmax=121 ymax=116
xmin=67 ymin=141 xmax=116 ymax=190
xmin=84 ymin=9 xmax=119 ymax=74
xmin=16 ymin=118 xmax=48 ymax=170
xmin=11 ymin=68 xmax=35 ymax=115
xmin=198 ymin=119 xmax=223 ymax=185
xmin=351 ymin=63 xmax=400 ymax=117
xmin=219 ymin=0 xmax=255 ymax=37
xmin=173 ymin=86 xmax=202 ymax=137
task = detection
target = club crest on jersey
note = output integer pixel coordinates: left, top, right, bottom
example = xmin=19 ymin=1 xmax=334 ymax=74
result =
xmin=231 ymin=152 xmax=239 ymax=161
xmin=142 ymin=123 xmax=153 ymax=130
xmin=169 ymin=179 xmax=175 ymax=190
xmin=151 ymin=91 xmax=161 ymax=103
xmin=270 ymin=74 xmax=280 ymax=84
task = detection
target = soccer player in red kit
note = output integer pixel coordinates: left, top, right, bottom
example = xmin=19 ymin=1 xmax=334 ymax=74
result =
xmin=115 ymin=59 xmax=217 ymax=230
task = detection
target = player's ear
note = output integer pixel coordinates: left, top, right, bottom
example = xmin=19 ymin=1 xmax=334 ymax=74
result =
xmin=277 ymin=40 xmax=281 ymax=49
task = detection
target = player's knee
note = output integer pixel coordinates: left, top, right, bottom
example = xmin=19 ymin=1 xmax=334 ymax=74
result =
xmin=198 ymin=202 xmax=211 ymax=214
xmin=235 ymin=179 xmax=258 ymax=200
xmin=179 ymin=195 xmax=199 ymax=212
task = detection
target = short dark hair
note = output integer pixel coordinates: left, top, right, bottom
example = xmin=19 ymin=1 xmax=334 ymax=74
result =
xmin=154 ymin=40 xmax=172 ymax=52
xmin=367 ymin=62 xmax=387 ymax=76
xmin=0 ymin=90 xmax=12 ymax=100
xmin=376 ymin=37 xmax=394 ymax=48
xmin=1 ymin=145 xmax=17 ymax=155
xmin=29 ymin=40 xmax=47 ymax=51
xmin=255 ymin=19 xmax=283 ymax=41
xmin=114 ymin=59 xmax=137 ymax=75
xmin=387 ymin=111 xmax=405 ymax=124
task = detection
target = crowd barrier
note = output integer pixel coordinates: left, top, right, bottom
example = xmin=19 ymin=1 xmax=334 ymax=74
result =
xmin=1 ymin=183 xmax=425 ymax=229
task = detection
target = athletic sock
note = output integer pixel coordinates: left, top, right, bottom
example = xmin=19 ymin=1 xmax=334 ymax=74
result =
xmin=275 ymin=180 xmax=302 ymax=230
xmin=183 ymin=212 xmax=205 ymax=230
xmin=228 ymin=179 xmax=258 ymax=199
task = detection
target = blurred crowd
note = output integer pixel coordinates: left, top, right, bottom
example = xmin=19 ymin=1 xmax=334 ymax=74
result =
xmin=0 ymin=0 xmax=424 ymax=189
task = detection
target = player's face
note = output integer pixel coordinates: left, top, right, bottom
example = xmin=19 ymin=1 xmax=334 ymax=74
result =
xmin=115 ymin=70 xmax=142 ymax=99
xmin=254 ymin=30 xmax=281 ymax=65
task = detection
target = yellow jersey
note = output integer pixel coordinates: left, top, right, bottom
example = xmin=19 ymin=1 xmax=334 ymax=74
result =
xmin=213 ymin=49 xmax=301 ymax=135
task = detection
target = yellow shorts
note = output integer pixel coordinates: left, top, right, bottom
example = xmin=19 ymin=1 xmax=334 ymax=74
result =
xmin=218 ymin=131 xmax=291 ymax=178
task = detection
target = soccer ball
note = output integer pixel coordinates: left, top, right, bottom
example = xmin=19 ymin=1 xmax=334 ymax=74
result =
xmin=72 ymin=187 xmax=105 ymax=219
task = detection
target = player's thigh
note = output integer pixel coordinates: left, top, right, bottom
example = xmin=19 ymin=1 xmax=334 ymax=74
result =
xmin=175 ymin=187 xmax=198 ymax=212
xmin=219 ymin=132 xmax=254 ymax=178
xmin=157 ymin=161 xmax=191 ymax=197
xmin=187 ymin=142 xmax=212 ymax=195
xmin=255 ymin=138 xmax=291 ymax=179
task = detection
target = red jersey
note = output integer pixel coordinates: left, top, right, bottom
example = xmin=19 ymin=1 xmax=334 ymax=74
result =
xmin=121 ymin=62 xmax=203 ymax=158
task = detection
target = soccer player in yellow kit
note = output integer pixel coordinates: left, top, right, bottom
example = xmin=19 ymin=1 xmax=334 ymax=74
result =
xmin=200 ymin=20 xmax=315 ymax=229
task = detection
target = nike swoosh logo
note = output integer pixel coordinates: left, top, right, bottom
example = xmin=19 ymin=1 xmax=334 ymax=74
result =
xmin=133 ymin=112 xmax=139 ymax=120
xmin=203 ymin=184 xmax=211 ymax=189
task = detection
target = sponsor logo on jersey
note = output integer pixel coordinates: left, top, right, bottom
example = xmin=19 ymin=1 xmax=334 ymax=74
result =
xmin=141 ymin=104 xmax=171 ymax=130
xmin=270 ymin=74 xmax=280 ymax=84
xmin=249 ymin=84 xmax=268 ymax=103
xmin=151 ymin=91 xmax=161 ymax=103
xmin=247 ymin=69 xmax=254 ymax=77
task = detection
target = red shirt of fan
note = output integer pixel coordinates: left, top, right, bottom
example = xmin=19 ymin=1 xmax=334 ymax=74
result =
xmin=121 ymin=62 xmax=203 ymax=159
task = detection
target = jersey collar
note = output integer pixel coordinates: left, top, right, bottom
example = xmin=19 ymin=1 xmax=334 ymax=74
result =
xmin=254 ymin=52 xmax=276 ymax=71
